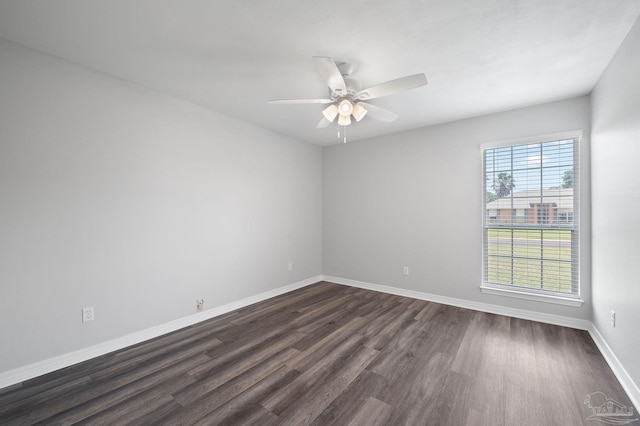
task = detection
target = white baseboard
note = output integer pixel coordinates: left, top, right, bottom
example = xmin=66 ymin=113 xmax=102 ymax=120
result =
xmin=0 ymin=275 xmax=323 ymax=390
xmin=587 ymin=323 xmax=640 ymax=410
xmin=323 ymin=275 xmax=591 ymax=330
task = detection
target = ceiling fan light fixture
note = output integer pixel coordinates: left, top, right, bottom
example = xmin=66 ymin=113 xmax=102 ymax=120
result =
xmin=352 ymin=103 xmax=367 ymax=122
xmin=322 ymin=104 xmax=338 ymax=122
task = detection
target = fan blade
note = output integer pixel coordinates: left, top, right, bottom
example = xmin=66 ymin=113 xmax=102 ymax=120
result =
xmin=316 ymin=117 xmax=332 ymax=128
xmin=356 ymin=73 xmax=427 ymax=101
xmin=267 ymin=98 xmax=333 ymax=104
xmin=358 ymin=102 xmax=399 ymax=123
xmin=313 ymin=56 xmax=347 ymax=96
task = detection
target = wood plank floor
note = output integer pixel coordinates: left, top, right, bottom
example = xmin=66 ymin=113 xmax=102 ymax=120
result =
xmin=0 ymin=281 xmax=635 ymax=425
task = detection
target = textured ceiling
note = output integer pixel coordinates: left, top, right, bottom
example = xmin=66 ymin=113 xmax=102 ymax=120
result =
xmin=0 ymin=1 xmax=639 ymax=145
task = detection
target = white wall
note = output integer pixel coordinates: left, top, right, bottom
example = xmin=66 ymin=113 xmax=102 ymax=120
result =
xmin=0 ymin=39 xmax=322 ymax=373
xmin=324 ymin=96 xmax=591 ymax=319
xmin=591 ymin=19 xmax=640 ymax=389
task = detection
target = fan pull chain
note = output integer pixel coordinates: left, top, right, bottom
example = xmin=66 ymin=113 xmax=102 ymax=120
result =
xmin=337 ymin=126 xmax=348 ymax=144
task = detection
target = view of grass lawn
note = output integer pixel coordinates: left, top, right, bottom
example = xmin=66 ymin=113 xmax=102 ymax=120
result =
xmin=487 ymin=228 xmax=572 ymax=240
xmin=485 ymin=228 xmax=575 ymax=293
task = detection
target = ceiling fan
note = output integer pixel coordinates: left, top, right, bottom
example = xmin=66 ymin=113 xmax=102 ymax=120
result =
xmin=268 ymin=57 xmax=428 ymax=130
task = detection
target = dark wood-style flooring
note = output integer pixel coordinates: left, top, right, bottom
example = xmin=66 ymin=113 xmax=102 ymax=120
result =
xmin=0 ymin=282 xmax=635 ymax=425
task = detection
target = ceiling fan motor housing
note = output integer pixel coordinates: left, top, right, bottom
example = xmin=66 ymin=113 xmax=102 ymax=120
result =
xmin=343 ymin=77 xmax=360 ymax=98
xmin=330 ymin=62 xmax=360 ymax=99
xmin=330 ymin=77 xmax=360 ymax=100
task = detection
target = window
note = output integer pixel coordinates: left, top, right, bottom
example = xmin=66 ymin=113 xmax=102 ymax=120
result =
xmin=482 ymin=133 xmax=580 ymax=304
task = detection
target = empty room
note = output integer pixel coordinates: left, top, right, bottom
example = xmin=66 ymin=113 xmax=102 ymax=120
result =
xmin=1 ymin=1 xmax=639 ymax=425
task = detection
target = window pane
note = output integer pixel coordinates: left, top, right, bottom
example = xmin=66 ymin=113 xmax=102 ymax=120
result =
xmin=512 ymin=168 xmax=541 ymax=194
xmin=483 ymin=137 xmax=579 ymax=296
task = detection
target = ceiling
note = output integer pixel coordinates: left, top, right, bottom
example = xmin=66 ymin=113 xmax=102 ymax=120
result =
xmin=0 ymin=1 xmax=639 ymax=146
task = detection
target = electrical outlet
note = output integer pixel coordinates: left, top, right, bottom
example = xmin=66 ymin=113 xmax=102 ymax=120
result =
xmin=82 ymin=307 xmax=94 ymax=322
xmin=197 ymin=299 xmax=204 ymax=312
xmin=403 ymin=266 xmax=409 ymax=276
xmin=288 ymin=262 xmax=293 ymax=272
xmin=610 ymin=310 xmax=616 ymax=327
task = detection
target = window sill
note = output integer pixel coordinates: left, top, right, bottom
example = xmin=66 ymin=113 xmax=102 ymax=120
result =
xmin=480 ymin=285 xmax=584 ymax=307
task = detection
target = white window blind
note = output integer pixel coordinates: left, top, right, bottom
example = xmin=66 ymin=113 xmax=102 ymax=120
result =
xmin=482 ymin=135 xmax=580 ymax=297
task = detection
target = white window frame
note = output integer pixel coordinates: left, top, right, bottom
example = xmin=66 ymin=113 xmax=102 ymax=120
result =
xmin=480 ymin=131 xmax=583 ymax=307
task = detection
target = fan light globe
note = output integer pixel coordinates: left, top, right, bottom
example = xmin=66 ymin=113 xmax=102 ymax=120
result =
xmin=322 ymin=104 xmax=339 ymax=122
xmin=352 ymin=103 xmax=367 ymax=122
xmin=337 ymin=99 xmax=354 ymax=126
xmin=338 ymin=99 xmax=353 ymax=115
xmin=338 ymin=114 xmax=351 ymax=126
